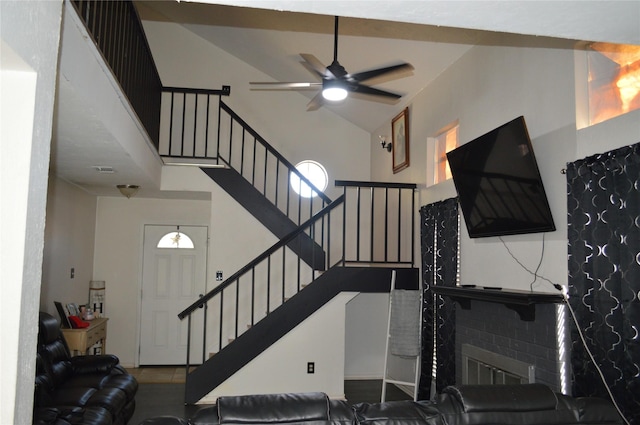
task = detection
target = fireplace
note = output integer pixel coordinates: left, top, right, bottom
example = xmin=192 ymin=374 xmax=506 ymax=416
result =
xmin=430 ymin=286 xmax=568 ymax=392
xmin=456 ymin=300 xmax=563 ymax=391
xmin=462 ymin=343 xmax=535 ymax=385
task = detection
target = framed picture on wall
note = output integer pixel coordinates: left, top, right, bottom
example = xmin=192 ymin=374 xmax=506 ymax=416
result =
xmin=392 ymin=107 xmax=410 ymax=173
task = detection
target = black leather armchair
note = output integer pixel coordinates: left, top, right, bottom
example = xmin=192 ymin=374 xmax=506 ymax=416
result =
xmin=34 ymin=312 xmax=138 ymax=425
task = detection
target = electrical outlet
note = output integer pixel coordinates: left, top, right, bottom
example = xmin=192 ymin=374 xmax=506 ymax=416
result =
xmin=307 ymin=362 xmax=315 ymax=374
xmin=70 ymin=268 xmax=75 ymax=279
xmin=216 ymin=271 xmax=223 ymax=281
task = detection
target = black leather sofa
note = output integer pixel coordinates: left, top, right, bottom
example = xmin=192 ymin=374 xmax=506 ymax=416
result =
xmin=137 ymin=384 xmax=622 ymax=425
xmin=34 ymin=312 xmax=138 ymax=425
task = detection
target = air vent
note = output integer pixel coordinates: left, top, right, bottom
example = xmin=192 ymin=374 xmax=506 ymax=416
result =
xmin=92 ymin=166 xmax=115 ymax=174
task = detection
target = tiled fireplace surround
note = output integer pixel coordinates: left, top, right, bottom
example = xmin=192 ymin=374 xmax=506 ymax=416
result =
xmin=455 ymin=300 xmax=562 ymax=391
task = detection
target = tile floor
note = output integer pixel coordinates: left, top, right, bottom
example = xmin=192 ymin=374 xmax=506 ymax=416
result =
xmin=126 ymin=366 xmax=192 ymax=384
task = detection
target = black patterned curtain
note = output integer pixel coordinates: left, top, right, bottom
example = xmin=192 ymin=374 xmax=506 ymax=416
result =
xmin=418 ymin=197 xmax=458 ymax=400
xmin=566 ymin=142 xmax=640 ymax=424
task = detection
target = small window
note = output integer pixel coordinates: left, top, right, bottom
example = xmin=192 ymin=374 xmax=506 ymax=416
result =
xmin=290 ymin=160 xmax=328 ymax=198
xmin=433 ymin=123 xmax=459 ymax=184
xmin=157 ymin=231 xmax=194 ymax=249
xmin=586 ymin=42 xmax=640 ymax=126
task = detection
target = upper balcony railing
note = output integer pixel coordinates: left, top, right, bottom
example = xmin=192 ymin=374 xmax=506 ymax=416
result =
xmin=70 ymin=0 xmax=162 ymax=148
xmin=159 ymin=87 xmax=332 ymax=227
xmin=335 ymin=180 xmax=416 ymax=267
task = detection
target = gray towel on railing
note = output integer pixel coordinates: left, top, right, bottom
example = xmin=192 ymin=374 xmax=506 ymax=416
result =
xmin=389 ymin=289 xmax=421 ymax=357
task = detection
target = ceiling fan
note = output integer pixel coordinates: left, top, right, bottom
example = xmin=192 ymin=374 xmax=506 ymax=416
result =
xmin=250 ymin=16 xmax=414 ymax=111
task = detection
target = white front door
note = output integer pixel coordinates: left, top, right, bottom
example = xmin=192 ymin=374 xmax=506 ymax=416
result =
xmin=140 ymin=225 xmax=208 ymax=365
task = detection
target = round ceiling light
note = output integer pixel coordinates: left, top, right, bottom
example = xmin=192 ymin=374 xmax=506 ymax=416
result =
xmin=322 ymin=80 xmax=348 ymax=101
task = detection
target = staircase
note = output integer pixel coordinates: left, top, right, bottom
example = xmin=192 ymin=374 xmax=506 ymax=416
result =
xmin=201 ymin=167 xmax=325 ymax=269
xmin=160 ymin=88 xmax=418 ymax=403
xmin=67 ymin=3 xmax=418 ymax=406
xmin=184 ymin=267 xmax=418 ymax=403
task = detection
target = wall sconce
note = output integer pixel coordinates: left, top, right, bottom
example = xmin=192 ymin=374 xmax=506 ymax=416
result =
xmin=379 ymin=135 xmax=392 ymax=152
xmin=116 ymin=184 xmax=140 ymax=199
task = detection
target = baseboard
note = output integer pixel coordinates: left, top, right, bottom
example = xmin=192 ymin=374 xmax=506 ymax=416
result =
xmin=344 ymin=375 xmax=383 ymax=381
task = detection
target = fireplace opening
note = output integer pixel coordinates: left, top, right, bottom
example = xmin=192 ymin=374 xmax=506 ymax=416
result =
xmin=462 ymin=344 xmax=535 ymax=385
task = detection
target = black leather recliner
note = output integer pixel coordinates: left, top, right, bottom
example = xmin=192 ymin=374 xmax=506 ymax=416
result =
xmin=33 ymin=312 xmax=138 ymax=425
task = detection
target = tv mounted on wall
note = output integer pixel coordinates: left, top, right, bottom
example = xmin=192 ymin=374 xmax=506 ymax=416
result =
xmin=446 ymin=116 xmax=555 ymax=238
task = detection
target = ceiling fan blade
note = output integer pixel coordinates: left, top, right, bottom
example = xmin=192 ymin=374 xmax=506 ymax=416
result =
xmin=306 ymin=92 xmax=325 ymax=111
xmin=300 ymin=61 xmax=324 ymax=81
xmin=255 ymin=16 xmax=411 ymax=111
xmin=349 ymin=63 xmax=414 ymax=84
xmin=300 ymin=53 xmax=334 ymax=79
xmin=349 ymin=83 xmax=402 ymax=99
xmin=250 ymin=82 xmax=321 ymax=90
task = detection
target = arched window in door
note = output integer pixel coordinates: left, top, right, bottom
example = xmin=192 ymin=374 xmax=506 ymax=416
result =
xmin=157 ymin=228 xmax=195 ymax=249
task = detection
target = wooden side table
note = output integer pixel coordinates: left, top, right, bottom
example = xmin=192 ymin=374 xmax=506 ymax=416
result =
xmin=61 ymin=317 xmax=108 ymax=356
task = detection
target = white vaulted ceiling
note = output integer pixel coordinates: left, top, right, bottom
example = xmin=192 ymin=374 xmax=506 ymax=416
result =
xmin=52 ymin=0 xmax=640 ymax=197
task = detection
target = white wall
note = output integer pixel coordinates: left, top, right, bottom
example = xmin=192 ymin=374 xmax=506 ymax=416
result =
xmin=93 ymin=196 xmax=212 ymax=366
xmin=97 ymin=165 xmax=375 ymax=395
xmin=344 ymin=293 xmax=390 ymax=379
xmin=58 ymin=4 xmax=163 ymax=191
xmin=371 ymin=40 xmax=639 ymax=293
xmin=141 ymin=18 xmax=371 ymax=200
xmin=52 ymin=6 xmax=640 ymax=399
xmin=201 ymin=292 xmax=357 ymax=402
xmin=0 ymin=1 xmax=62 ymax=423
xmin=138 ymin=18 xmax=392 ymax=383
xmin=576 ymin=109 xmax=640 ymax=157
xmin=40 ymin=177 xmax=98 ymax=316
xmin=365 ymin=39 xmax=640 ymax=386
xmin=160 ymin=166 xmax=273 ymax=286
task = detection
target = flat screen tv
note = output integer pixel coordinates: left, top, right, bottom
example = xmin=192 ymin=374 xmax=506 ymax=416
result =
xmin=446 ymin=116 xmax=555 ymax=238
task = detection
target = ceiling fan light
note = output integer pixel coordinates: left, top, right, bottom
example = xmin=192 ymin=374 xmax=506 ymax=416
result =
xmin=322 ymin=80 xmax=348 ymax=101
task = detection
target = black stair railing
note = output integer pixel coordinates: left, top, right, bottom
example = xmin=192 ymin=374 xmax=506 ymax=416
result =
xmin=336 ymin=180 xmax=417 ymax=266
xmin=219 ymin=101 xmax=332 ymax=225
xmin=67 ymin=1 xmax=419 ymax=397
xmin=179 ymin=195 xmax=344 ymax=368
xmin=70 ymin=0 xmax=162 ymax=148
xmin=177 ymin=180 xmax=416 ymax=376
xmin=159 ymin=88 xmax=331 ymax=228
